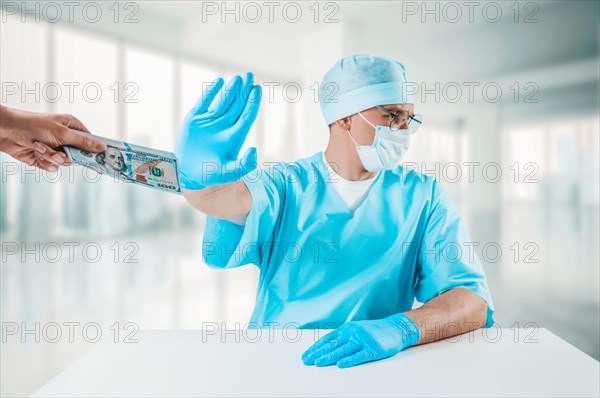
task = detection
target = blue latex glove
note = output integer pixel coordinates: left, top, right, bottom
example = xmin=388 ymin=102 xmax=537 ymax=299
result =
xmin=301 ymin=313 xmax=420 ymax=368
xmin=175 ymin=72 xmax=262 ymax=190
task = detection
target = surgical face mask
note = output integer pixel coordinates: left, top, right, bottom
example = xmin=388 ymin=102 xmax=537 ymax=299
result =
xmin=346 ymin=112 xmax=415 ymax=172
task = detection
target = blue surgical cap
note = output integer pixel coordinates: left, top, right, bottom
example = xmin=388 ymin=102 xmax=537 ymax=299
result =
xmin=319 ymin=54 xmax=413 ymax=125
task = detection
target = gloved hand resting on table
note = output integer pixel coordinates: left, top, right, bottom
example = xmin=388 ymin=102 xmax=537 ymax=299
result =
xmin=175 ymin=72 xmax=262 ymax=190
xmin=301 ymin=312 xmax=421 ymax=368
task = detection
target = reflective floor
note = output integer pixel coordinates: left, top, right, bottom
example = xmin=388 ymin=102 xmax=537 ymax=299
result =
xmin=1 ymin=204 xmax=599 ymax=397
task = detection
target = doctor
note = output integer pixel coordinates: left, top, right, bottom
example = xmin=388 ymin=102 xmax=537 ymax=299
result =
xmin=175 ymin=55 xmax=495 ymax=368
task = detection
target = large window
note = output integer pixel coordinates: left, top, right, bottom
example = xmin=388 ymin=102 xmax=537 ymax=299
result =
xmin=261 ymin=84 xmax=297 ymax=163
xmin=53 ymin=26 xmax=123 ymax=237
xmin=124 ymin=46 xmax=175 ymax=150
xmin=0 ymin=14 xmax=49 ymax=239
xmin=1 ymin=13 xmax=310 ymax=240
xmin=403 ymin=123 xmax=468 ymax=205
xmin=179 ymin=62 xmax=220 ymax=122
xmin=501 ymin=117 xmax=599 ymax=205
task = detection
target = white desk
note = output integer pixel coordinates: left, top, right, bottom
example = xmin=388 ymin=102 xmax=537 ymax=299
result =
xmin=32 ymin=328 xmax=599 ymax=397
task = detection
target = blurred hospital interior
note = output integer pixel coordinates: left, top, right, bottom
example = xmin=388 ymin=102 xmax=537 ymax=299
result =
xmin=0 ymin=1 xmax=598 ymax=396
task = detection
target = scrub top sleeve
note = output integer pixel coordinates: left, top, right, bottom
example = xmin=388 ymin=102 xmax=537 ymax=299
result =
xmin=414 ymin=179 xmax=496 ymax=328
xmin=202 ymin=165 xmax=285 ymax=269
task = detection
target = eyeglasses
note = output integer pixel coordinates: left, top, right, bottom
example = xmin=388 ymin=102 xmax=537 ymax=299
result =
xmin=375 ymin=105 xmax=423 ymax=134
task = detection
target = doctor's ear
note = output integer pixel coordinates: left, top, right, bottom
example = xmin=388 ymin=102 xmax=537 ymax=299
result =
xmin=333 ymin=116 xmax=353 ymax=131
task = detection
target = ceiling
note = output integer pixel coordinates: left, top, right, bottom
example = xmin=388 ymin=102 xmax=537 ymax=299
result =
xmin=4 ymin=0 xmax=598 ymax=82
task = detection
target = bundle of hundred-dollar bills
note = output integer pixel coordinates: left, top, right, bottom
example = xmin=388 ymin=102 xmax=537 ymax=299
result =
xmin=64 ymin=131 xmax=182 ymax=195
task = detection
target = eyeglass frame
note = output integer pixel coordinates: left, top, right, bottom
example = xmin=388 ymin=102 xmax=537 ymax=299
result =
xmin=374 ymin=105 xmax=423 ymax=132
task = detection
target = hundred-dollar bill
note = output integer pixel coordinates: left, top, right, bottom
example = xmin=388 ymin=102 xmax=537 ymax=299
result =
xmin=63 ymin=131 xmax=182 ymax=195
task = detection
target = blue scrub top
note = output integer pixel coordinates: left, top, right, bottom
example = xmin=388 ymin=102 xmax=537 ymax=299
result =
xmin=202 ymin=151 xmax=495 ymax=329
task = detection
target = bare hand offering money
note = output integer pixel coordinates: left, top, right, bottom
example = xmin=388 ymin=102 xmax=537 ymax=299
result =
xmin=63 ymin=130 xmax=182 ymax=195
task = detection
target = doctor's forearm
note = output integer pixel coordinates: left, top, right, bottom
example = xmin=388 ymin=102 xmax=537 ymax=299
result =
xmin=182 ymin=180 xmax=251 ymax=221
xmin=403 ymin=288 xmax=488 ymax=346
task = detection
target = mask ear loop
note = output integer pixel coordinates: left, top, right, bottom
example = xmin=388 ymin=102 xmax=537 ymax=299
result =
xmin=357 ymin=111 xmax=377 ymax=129
xmin=344 ymin=114 xmax=361 ymax=147
xmin=347 ymin=128 xmax=360 ymax=147
xmin=347 ymin=112 xmax=375 ymax=147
